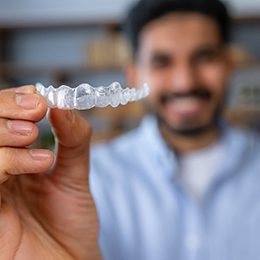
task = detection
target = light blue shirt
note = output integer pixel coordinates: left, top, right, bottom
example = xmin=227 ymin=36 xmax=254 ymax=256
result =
xmin=90 ymin=115 xmax=260 ymax=260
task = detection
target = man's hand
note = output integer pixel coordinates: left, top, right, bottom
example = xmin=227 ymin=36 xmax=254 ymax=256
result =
xmin=0 ymin=85 xmax=101 ymax=259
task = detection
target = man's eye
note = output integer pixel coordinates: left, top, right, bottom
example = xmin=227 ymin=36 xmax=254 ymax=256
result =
xmin=151 ymin=58 xmax=171 ymax=68
xmin=194 ymin=50 xmax=218 ymax=63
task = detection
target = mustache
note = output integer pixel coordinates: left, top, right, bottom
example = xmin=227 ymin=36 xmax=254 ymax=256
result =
xmin=160 ymin=89 xmax=212 ymax=104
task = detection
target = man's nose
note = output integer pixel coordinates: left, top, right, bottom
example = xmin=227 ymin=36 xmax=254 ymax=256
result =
xmin=170 ymin=63 xmax=198 ymax=92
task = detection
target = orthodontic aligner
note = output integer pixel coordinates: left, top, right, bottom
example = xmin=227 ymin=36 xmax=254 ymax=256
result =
xmin=35 ymin=82 xmax=150 ymax=110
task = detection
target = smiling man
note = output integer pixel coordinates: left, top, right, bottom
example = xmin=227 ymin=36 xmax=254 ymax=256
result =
xmin=91 ymin=0 xmax=260 ymax=260
xmin=136 ymin=11 xmax=231 ymax=152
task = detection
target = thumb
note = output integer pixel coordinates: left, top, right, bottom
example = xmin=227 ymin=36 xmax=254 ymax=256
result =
xmin=48 ymin=109 xmax=92 ymax=182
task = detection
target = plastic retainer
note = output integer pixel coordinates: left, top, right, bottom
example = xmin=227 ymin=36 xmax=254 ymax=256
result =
xmin=35 ymin=82 xmax=150 ymax=110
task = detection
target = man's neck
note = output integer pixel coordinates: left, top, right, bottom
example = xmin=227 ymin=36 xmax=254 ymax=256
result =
xmin=160 ymin=125 xmax=220 ymax=155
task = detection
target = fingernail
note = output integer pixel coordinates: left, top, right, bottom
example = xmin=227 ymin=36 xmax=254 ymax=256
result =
xmin=30 ymin=149 xmax=52 ymax=160
xmin=16 ymin=94 xmax=39 ymax=109
xmin=7 ymin=120 xmax=34 ymax=136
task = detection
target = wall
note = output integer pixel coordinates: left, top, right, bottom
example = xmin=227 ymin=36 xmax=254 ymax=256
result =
xmin=0 ymin=0 xmax=137 ymax=26
xmin=224 ymin=0 xmax=260 ymax=16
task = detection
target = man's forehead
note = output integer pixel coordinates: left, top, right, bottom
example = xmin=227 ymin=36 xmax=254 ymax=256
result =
xmin=138 ymin=12 xmax=221 ymax=51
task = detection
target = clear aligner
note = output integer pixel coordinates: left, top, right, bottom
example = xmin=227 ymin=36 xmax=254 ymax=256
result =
xmin=35 ymin=82 xmax=150 ymax=110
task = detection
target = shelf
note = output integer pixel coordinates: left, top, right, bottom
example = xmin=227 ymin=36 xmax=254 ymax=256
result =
xmin=233 ymin=15 xmax=260 ymax=24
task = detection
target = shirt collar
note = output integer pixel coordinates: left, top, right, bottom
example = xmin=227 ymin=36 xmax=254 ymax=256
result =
xmin=214 ymin=122 xmax=250 ymax=179
xmin=138 ymin=115 xmax=249 ymax=182
xmin=138 ymin=115 xmax=178 ymax=179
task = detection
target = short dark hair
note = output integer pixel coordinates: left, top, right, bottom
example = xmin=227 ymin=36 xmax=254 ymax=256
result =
xmin=123 ymin=0 xmax=231 ymax=55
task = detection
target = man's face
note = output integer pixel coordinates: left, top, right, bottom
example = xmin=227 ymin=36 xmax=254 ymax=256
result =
xmin=135 ymin=13 xmax=231 ymax=135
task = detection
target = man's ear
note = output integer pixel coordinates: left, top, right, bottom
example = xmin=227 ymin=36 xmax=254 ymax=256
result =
xmin=125 ymin=64 xmax=139 ymax=87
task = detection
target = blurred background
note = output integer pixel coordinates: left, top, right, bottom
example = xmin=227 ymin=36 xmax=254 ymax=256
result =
xmin=0 ymin=0 xmax=260 ymax=147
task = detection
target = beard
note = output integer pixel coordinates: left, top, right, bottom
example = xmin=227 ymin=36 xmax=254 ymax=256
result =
xmin=147 ymin=87 xmax=225 ymax=137
xmin=156 ymin=112 xmax=219 ymax=137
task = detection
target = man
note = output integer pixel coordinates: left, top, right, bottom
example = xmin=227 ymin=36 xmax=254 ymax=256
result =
xmin=90 ymin=0 xmax=260 ymax=259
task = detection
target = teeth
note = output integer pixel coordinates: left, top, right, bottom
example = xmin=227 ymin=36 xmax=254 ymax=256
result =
xmin=169 ymin=97 xmax=204 ymax=113
xmin=35 ymin=82 xmax=150 ymax=110
xmin=174 ymin=97 xmax=202 ymax=107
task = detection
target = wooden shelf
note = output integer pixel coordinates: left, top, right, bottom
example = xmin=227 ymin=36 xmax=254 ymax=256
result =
xmin=233 ymin=15 xmax=260 ymax=24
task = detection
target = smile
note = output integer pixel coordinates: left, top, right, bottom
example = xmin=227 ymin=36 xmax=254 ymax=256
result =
xmin=164 ymin=96 xmax=209 ymax=115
